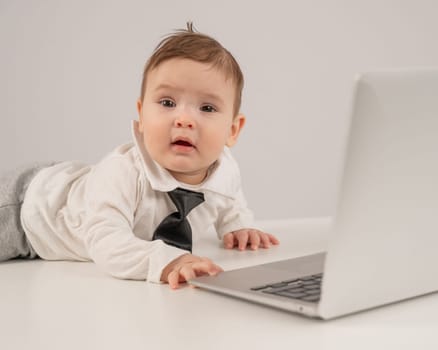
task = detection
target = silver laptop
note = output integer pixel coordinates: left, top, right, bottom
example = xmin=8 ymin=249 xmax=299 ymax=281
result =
xmin=189 ymin=68 xmax=438 ymax=320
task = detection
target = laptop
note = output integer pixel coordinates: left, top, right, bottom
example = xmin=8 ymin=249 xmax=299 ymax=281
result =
xmin=189 ymin=68 xmax=438 ymax=320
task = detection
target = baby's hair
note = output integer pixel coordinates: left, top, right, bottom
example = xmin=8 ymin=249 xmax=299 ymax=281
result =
xmin=140 ymin=22 xmax=244 ymax=116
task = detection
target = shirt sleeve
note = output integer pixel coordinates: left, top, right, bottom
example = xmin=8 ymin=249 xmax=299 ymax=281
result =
xmin=214 ymin=186 xmax=258 ymax=239
xmin=81 ymin=155 xmax=186 ymax=282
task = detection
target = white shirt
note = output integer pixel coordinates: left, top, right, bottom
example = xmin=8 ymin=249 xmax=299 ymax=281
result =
xmin=21 ymin=121 xmax=256 ymax=282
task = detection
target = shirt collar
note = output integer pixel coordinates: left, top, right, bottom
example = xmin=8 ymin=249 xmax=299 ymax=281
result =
xmin=131 ymin=120 xmax=240 ymax=199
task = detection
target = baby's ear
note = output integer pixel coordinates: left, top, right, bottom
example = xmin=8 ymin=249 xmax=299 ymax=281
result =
xmin=137 ymin=99 xmax=144 ymax=132
xmin=226 ymin=114 xmax=246 ymax=147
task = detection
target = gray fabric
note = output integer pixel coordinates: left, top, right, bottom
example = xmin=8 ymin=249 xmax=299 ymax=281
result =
xmin=0 ymin=162 xmax=55 ymax=261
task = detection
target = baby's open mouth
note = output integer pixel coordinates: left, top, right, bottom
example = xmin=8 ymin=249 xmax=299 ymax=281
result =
xmin=172 ymin=140 xmax=195 ymax=148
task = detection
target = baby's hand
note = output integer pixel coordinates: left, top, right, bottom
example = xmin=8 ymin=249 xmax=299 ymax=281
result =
xmin=160 ymin=254 xmax=223 ymax=289
xmin=223 ymin=229 xmax=280 ymax=251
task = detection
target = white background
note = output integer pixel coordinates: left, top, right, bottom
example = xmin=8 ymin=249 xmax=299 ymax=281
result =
xmin=1 ymin=0 xmax=437 ymax=220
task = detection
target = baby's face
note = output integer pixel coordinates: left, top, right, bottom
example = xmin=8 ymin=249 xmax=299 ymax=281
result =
xmin=137 ymin=58 xmax=244 ymax=185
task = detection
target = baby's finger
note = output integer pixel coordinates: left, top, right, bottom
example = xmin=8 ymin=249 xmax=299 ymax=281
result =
xmin=167 ymin=270 xmax=181 ymax=289
xmin=223 ymin=233 xmax=235 ymax=249
xmin=268 ymin=233 xmax=280 ymax=245
xmin=248 ymin=230 xmax=261 ymax=250
xmin=179 ymin=265 xmax=197 ymax=282
xmin=236 ymin=231 xmax=249 ymax=251
xmin=192 ymin=259 xmax=223 ymax=276
xmin=259 ymin=232 xmax=272 ymax=248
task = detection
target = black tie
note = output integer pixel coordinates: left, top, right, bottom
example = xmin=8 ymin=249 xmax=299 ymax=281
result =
xmin=152 ymin=188 xmax=205 ymax=252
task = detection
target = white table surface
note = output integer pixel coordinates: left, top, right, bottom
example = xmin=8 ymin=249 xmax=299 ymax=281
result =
xmin=1 ymin=217 xmax=438 ymax=350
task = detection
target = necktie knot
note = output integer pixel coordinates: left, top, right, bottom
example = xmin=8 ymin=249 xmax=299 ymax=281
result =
xmin=167 ymin=188 xmax=205 ymax=218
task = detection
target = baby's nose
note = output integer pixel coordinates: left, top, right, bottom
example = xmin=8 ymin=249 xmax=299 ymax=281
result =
xmin=175 ymin=117 xmax=195 ymax=129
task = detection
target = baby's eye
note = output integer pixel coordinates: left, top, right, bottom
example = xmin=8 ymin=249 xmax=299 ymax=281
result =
xmin=200 ymin=105 xmax=217 ymax=113
xmin=159 ymin=99 xmax=176 ymax=108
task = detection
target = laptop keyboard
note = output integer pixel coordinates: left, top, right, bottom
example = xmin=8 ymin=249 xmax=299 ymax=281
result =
xmin=250 ymin=273 xmax=323 ymax=303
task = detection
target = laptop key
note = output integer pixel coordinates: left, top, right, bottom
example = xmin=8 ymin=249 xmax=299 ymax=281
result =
xmin=299 ymin=276 xmax=316 ymax=281
xmin=263 ymin=285 xmax=301 ymax=294
xmin=305 ymin=289 xmax=321 ymax=295
xmin=303 ymin=284 xmax=320 ymax=290
xmin=281 ymin=278 xmax=300 ymax=284
xmin=301 ymin=280 xmax=317 ymax=286
xmin=269 ymin=282 xmax=289 ymax=288
xmin=285 ymin=287 xmax=306 ymax=293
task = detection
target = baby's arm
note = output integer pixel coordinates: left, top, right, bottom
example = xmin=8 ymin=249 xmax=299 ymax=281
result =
xmin=81 ymin=156 xmax=186 ymax=282
xmin=160 ymin=254 xmax=222 ymax=289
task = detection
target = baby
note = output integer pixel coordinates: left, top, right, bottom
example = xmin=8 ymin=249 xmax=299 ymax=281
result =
xmin=0 ymin=23 xmax=279 ymax=288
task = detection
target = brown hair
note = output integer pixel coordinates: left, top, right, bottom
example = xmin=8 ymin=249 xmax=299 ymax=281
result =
xmin=140 ymin=22 xmax=244 ymax=116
